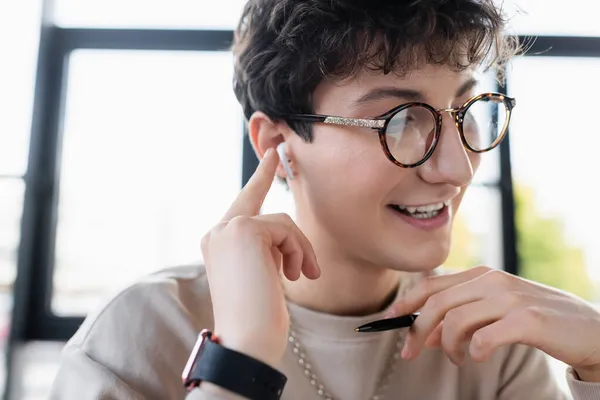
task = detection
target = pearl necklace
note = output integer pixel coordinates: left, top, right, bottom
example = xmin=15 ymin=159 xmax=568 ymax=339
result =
xmin=287 ymin=319 xmax=406 ymax=400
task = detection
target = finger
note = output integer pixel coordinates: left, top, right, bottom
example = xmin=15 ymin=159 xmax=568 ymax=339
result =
xmin=402 ymin=269 xmax=504 ymax=359
xmin=469 ymin=307 xmax=544 ymax=363
xmin=259 ymin=214 xmax=321 ymax=280
xmin=440 ymin=296 xmax=513 ymax=365
xmin=388 ymin=266 xmax=492 ymax=318
xmin=270 ymin=247 xmax=282 ymax=271
xmin=255 ymin=219 xmax=304 ymax=281
xmin=221 ymin=148 xmax=279 ymax=221
xmin=278 ymin=236 xmax=303 ymax=281
xmin=256 ymin=216 xmax=320 ymax=281
xmin=424 ymin=322 xmax=443 ymax=348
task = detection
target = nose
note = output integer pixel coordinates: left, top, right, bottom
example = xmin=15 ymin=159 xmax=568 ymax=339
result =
xmin=418 ymin=112 xmax=475 ymax=186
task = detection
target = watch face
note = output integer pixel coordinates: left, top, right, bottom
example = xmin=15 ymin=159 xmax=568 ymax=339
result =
xmin=182 ymin=329 xmax=211 ymax=386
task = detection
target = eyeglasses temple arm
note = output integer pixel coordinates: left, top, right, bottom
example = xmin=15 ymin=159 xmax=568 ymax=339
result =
xmin=286 ymin=114 xmax=385 ymax=129
xmin=285 ymin=114 xmax=327 ymax=123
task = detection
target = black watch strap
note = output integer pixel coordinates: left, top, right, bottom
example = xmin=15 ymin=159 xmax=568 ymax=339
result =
xmin=188 ymin=335 xmax=287 ymax=400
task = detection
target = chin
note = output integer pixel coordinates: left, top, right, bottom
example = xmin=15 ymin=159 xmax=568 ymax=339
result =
xmin=382 ymin=240 xmax=451 ymax=273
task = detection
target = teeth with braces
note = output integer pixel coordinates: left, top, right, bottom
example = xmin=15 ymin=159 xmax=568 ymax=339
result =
xmin=412 ymin=210 xmax=441 ymax=219
xmin=393 ymin=201 xmax=450 ymax=219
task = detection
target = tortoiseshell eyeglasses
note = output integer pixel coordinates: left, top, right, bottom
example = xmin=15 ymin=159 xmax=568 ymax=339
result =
xmin=285 ymin=92 xmax=517 ymax=168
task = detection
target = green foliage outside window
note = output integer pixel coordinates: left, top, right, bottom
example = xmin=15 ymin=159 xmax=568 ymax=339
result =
xmin=445 ymin=185 xmax=596 ymax=301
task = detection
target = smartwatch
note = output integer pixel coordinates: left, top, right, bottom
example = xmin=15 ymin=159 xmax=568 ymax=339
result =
xmin=182 ymin=330 xmax=287 ymax=400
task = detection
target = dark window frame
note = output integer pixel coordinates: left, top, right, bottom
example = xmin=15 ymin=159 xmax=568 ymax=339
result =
xmin=5 ymin=26 xmax=600 ymax=399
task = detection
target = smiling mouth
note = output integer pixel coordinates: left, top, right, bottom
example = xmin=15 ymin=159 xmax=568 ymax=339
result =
xmin=387 ymin=201 xmax=450 ymax=220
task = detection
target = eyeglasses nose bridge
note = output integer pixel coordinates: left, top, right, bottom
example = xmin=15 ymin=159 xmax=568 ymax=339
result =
xmin=438 ymin=107 xmax=461 ymax=115
xmin=437 ymin=107 xmax=463 ymax=127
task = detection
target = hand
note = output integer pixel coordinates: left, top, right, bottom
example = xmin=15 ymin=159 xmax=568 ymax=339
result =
xmin=201 ymin=148 xmax=321 ymax=368
xmin=387 ymin=266 xmax=600 ymax=382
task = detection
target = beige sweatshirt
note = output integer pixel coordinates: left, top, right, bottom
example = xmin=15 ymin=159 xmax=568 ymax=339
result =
xmin=50 ymin=264 xmax=600 ymax=400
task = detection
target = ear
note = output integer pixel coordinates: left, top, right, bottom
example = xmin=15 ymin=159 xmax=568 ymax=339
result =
xmin=248 ymin=111 xmax=284 ymax=157
xmin=248 ymin=111 xmax=295 ymax=179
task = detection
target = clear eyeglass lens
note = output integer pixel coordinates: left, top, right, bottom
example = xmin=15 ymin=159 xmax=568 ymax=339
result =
xmin=462 ymin=96 xmax=509 ymax=151
xmin=385 ymin=105 xmax=437 ymax=165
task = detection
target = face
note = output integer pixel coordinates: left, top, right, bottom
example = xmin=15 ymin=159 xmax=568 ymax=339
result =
xmin=286 ymin=64 xmax=482 ymax=272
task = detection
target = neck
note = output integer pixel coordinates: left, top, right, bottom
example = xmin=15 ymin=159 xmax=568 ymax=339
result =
xmin=283 ymin=221 xmax=406 ymax=317
xmin=283 ymin=262 xmax=400 ymax=317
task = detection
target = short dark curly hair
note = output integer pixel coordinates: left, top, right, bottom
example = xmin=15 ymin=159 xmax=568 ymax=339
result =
xmin=232 ymin=0 xmax=519 ymax=141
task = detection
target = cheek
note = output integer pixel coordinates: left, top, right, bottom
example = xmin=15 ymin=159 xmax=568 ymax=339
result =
xmin=453 ymin=153 xmax=479 ymax=211
xmin=469 ymin=152 xmax=482 ymax=174
xmin=296 ymin=127 xmax=392 ymax=204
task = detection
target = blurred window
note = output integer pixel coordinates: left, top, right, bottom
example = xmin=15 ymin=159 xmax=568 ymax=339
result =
xmin=0 ymin=0 xmax=42 ymax=396
xmin=53 ymin=0 xmax=247 ymax=29
xmin=52 ymin=50 xmax=243 ymax=315
xmin=509 ymin=56 xmax=600 ymax=303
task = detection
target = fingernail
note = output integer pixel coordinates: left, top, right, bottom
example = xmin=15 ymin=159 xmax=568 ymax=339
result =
xmin=264 ymin=148 xmax=274 ymax=158
xmin=470 ymin=345 xmax=483 ymax=359
xmin=401 ymin=343 xmax=411 ymax=359
xmin=384 ymin=305 xmax=398 ymax=318
xmin=471 ymin=336 xmax=484 ymax=354
xmin=424 ymin=336 xmax=435 ymax=348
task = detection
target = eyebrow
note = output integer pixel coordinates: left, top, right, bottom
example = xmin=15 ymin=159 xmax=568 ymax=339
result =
xmin=353 ymin=77 xmax=480 ymax=106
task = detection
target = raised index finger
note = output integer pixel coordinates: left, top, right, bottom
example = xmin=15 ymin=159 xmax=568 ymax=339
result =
xmin=221 ymin=148 xmax=280 ymax=221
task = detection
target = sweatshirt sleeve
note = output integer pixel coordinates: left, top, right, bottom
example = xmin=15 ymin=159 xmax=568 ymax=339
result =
xmin=566 ymin=367 xmax=600 ymax=399
xmin=496 ymin=344 xmax=570 ymax=400
xmin=50 ymin=266 xmax=211 ymax=400
xmin=50 ymin=345 xmax=146 ymax=400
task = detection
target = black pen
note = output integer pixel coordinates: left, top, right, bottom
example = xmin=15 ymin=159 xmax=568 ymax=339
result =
xmin=354 ymin=313 xmax=419 ymax=333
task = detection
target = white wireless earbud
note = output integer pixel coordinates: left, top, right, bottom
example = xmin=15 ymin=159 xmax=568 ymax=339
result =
xmin=276 ymin=142 xmax=295 ymax=180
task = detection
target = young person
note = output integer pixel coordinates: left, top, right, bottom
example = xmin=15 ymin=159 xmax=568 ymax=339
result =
xmin=51 ymin=1 xmax=600 ymax=399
